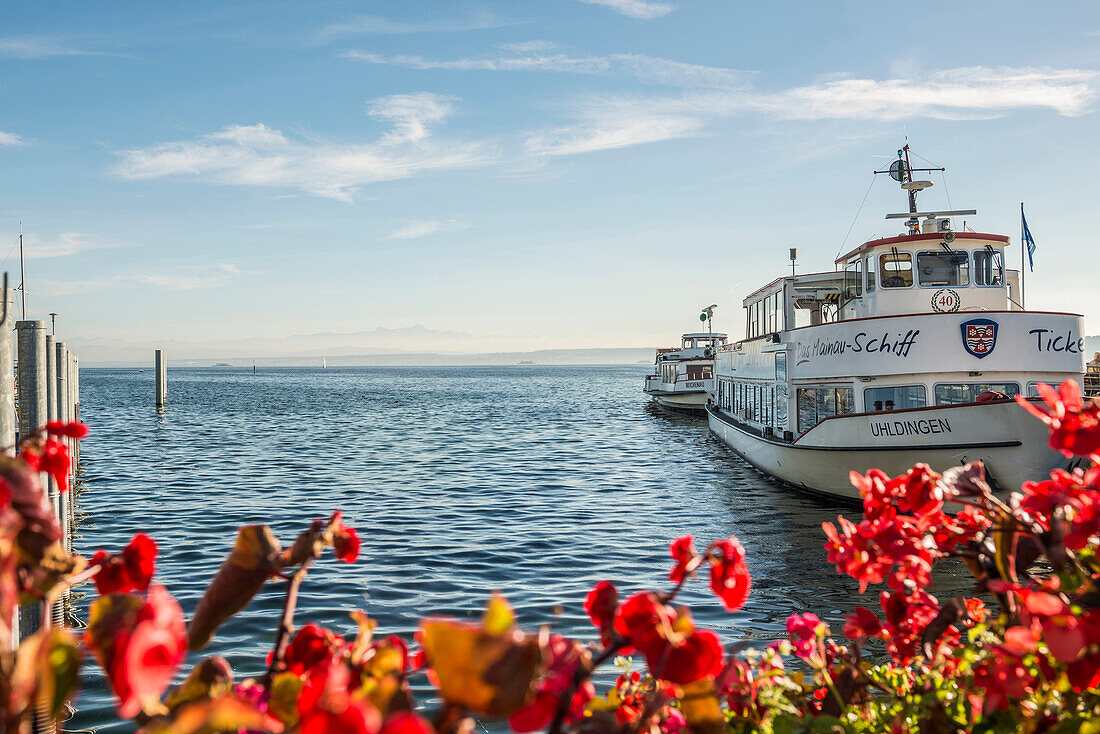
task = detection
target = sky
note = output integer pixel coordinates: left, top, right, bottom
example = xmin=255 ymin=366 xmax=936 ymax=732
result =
xmin=2 ymin=1 xmax=1099 ymax=361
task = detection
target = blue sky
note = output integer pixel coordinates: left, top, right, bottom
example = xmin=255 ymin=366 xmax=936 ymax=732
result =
xmin=2 ymin=1 xmax=1099 ymax=360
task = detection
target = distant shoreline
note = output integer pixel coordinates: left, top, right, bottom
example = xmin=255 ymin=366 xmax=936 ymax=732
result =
xmin=80 ymin=347 xmax=656 ymax=368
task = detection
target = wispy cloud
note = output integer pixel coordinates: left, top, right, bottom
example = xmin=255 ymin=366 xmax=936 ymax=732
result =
xmin=0 ymin=35 xmax=97 ymax=59
xmin=113 ymin=93 xmax=492 ymax=201
xmin=315 ymin=11 xmax=520 ymax=42
xmin=577 ymin=0 xmax=674 ymax=20
xmin=215 ymin=263 xmax=240 ymax=274
xmin=529 ymin=66 xmax=1100 ymax=156
xmin=342 ymin=50 xmax=751 ymax=88
xmin=386 ymin=220 xmax=468 ymax=240
xmin=16 ymin=232 xmax=111 ymax=260
xmin=39 ymin=265 xmax=238 ymax=296
xmin=0 ymin=132 xmax=26 ymax=146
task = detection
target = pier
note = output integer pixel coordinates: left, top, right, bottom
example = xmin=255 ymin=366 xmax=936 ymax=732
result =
xmin=10 ymin=309 xmax=83 ymax=685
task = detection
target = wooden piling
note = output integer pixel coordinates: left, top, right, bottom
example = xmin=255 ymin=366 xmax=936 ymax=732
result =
xmin=156 ymin=349 xmax=167 ymax=406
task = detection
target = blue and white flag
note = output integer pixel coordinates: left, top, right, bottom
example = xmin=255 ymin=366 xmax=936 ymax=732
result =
xmin=1021 ymin=203 xmax=1036 ymax=272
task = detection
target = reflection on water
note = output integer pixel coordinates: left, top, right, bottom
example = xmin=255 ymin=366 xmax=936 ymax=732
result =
xmin=70 ymin=366 xmax=977 ymax=731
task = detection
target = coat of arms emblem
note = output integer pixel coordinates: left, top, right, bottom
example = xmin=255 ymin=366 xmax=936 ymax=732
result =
xmin=961 ymin=318 xmax=998 ymax=359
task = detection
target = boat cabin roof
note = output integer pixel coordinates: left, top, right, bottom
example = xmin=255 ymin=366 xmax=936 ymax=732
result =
xmin=835 ymin=231 xmax=1010 ymax=265
xmin=681 ymin=332 xmax=727 ymax=339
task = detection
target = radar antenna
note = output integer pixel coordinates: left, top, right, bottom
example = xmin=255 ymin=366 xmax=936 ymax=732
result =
xmin=700 ymin=304 xmax=717 ymax=334
xmin=873 ymin=144 xmax=945 ymax=235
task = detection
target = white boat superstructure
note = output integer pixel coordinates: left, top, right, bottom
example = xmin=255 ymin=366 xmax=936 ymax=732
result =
xmin=645 ymin=332 xmax=728 ymax=412
xmin=707 ymin=146 xmax=1087 ymax=500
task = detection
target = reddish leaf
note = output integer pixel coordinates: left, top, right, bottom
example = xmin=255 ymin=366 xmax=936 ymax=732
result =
xmin=187 ymin=525 xmax=282 ymax=650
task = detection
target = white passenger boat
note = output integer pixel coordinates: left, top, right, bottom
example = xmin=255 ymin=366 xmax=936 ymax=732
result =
xmin=645 ymin=327 xmax=727 ymax=413
xmin=707 ymin=147 xmax=1087 ymax=501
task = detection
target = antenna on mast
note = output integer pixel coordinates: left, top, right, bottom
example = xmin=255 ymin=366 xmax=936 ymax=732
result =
xmin=700 ymin=304 xmax=717 ymax=334
xmin=874 ymin=144 xmax=944 ymax=235
xmin=18 ymin=222 xmax=26 ymax=319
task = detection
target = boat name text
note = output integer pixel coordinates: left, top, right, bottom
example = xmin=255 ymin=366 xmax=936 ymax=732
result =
xmin=869 ymin=417 xmax=951 ymax=438
xmin=684 ymin=381 xmax=705 ymax=388
xmin=796 ymin=329 xmax=919 ymax=365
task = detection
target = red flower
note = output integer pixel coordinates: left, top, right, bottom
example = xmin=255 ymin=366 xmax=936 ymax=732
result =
xmin=84 ymin=585 xmax=188 ymax=719
xmin=1017 ymin=380 xmax=1100 ymax=458
xmin=284 ymin=623 xmax=346 ymax=676
xmin=92 ymin=533 xmax=158 ymax=595
xmin=785 ymin=613 xmax=821 ymax=658
xmin=843 ymin=606 xmax=883 ymax=641
xmin=613 ymin=592 xmax=674 ymax=654
xmin=298 ymin=660 xmax=381 ymax=734
xmin=45 ymin=420 xmax=90 ymax=438
xmin=329 ymin=511 xmax=361 ymax=563
xmin=653 ymin=628 xmax=724 ymax=684
xmin=583 ymin=580 xmax=618 ymax=646
xmin=381 ymin=712 xmax=435 ymax=734
xmin=22 ymin=438 xmax=71 ymax=493
xmin=668 ymin=535 xmax=696 ymax=582
xmin=509 ymin=634 xmax=592 ymax=732
xmin=709 ymin=537 xmax=751 ymax=612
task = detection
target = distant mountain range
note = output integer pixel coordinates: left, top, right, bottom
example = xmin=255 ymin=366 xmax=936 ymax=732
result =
xmin=66 ymin=329 xmax=1100 ymax=368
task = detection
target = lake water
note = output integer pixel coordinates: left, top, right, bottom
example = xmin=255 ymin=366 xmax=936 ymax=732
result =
xmin=68 ymin=366 xmax=976 ymax=731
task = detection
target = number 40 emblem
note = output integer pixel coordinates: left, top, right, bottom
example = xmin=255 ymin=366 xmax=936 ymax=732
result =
xmin=931 ymin=289 xmax=961 ymax=313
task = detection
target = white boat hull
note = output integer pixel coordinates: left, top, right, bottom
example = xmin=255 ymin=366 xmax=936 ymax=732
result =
xmin=647 ymin=389 xmax=709 ymax=412
xmin=707 ymin=401 xmax=1065 ymax=501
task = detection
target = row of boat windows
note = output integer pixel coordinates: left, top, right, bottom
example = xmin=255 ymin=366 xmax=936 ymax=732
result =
xmin=714 ymin=380 xmax=787 ymax=431
xmin=660 ymin=363 xmax=714 ymax=383
xmin=718 ymin=378 xmax=1040 ymax=435
xmin=746 ymin=291 xmax=783 ymax=339
xmin=846 ymin=249 xmax=1005 ymax=294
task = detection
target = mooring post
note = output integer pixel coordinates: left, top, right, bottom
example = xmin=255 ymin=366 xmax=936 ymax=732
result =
xmin=15 ymin=320 xmax=48 ymax=641
xmin=155 ymin=349 xmax=167 ymax=407
xmin=45 ymin=334 xmax=56 ymax=426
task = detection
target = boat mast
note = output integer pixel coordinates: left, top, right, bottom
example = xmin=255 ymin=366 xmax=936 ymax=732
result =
xmin=18 ymin=222 xmax=26 ymax=319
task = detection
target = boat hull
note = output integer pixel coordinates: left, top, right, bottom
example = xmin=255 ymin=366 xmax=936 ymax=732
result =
xmin=706 ymin=401 xmax=1065 ymax=501
xmin=646 ymin=389 xmax=709 ymax=412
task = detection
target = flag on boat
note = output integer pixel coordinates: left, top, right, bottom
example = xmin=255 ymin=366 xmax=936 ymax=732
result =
xmin=1021 ymin=203 xmax=1036 ymax=272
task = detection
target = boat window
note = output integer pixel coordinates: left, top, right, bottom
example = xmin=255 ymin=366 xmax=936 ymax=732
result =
xmin=844 ymin=258 xmax=863 ymax=298
xmin=934 ymin=382 xmax=1020 ymax=405
xmin=1026 ymin=382 xmax=1045 ymax=398
xmin=863 ymin=385 xmax=926 ymax=412
xmin=797 ymin=386 xmax=855 ymax=432
xmin=865 ymin=254 xmax=875 ymax=292
xmin=686 ymin=363 xmax=713 ymax=381
xmin=974 ymin=248 xmax=1005 ymax=286
xmin=880 ymin=252 xmax=913 ymax=288
xmin=917 ymin=250 xmax=969 ymax=287
xmin=775 ymin=352 xmax=787 ymax=382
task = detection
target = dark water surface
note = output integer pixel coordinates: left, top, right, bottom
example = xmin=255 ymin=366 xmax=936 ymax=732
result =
xmin=69 ymin=366 xmax=974 ymax=731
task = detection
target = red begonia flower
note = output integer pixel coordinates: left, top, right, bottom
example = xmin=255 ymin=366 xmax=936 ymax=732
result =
xmin=651 ymin=628 xmax=724 ymax=684
xmin=284 ymin=623 xmax=346 ymax=677
xmin=509 ymin=634 xmax=592 ymax=732
xmin=843 ymin=606 xmax=883 ymax=641
xmin=381 ymin=712 xmax=435 ymax=734
xmin=785 ymin=613 xmax=821 ymax=658
xmin=709 ymin=537 xmax=751 ymax=612
xmin=22 ymin=438 xmax=71 ymax=493
xmin=583 ymin=580 xmax=618 ymax=646
xmin=613 ymin=592 xmax=674 ymax=654
xmin=45 ymin=420 xmax=90 ymax=439
xmin=92 ymin=533 xmax=158 ymax=595
xmin=329 ymin=512 xmax=361 ymax=563
xmin=85 ymin=584 xmax=188 ymax=719
xmin=668 ymin=535 xmax=695 ymax=582
xmin=1017 ymin=380 xmax=1100 ymax=458
xmin=298 ymin=659 xmax=381 ymax=734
